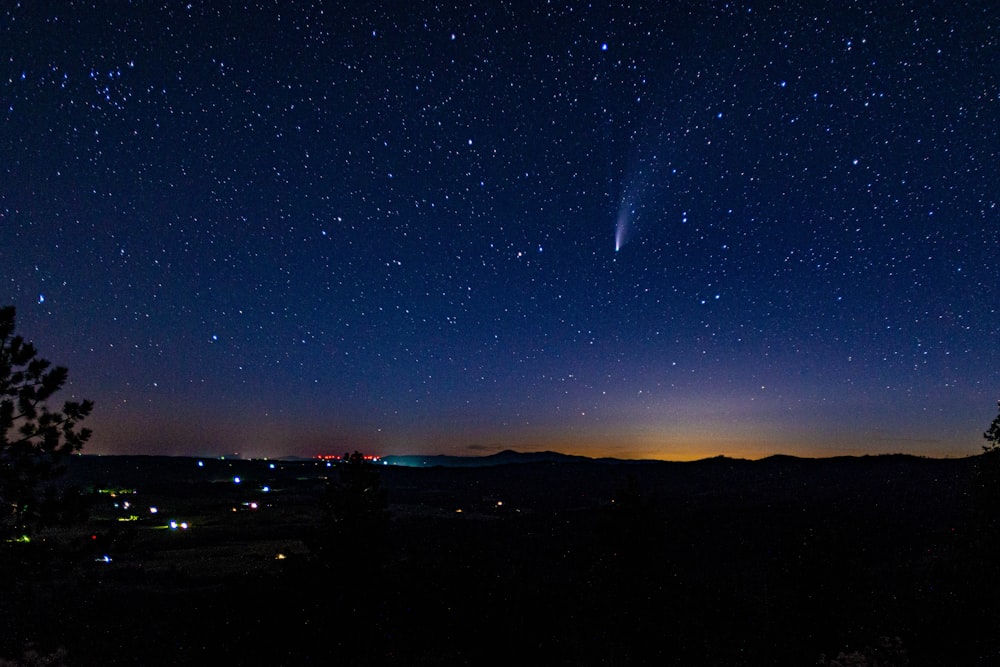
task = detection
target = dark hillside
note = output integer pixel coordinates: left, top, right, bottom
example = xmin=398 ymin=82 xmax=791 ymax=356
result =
xmin=1 ymin=453 xmax=993 ymax=666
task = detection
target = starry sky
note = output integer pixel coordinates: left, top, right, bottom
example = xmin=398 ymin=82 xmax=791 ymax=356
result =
xmin=2 ymin=1 xmax=998 ymax=460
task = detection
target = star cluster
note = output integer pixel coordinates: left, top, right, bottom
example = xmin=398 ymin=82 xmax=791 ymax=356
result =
xmin=2 ymin=1 xmax=998 ymax=458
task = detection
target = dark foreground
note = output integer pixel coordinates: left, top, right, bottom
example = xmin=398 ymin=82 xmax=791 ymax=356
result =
xmin=2 ymin=453 xmax=998 ymax=666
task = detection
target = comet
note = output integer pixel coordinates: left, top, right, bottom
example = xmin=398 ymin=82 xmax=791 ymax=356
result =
xmin=614 ymin=207 xmax=629 ymax=252
xmin=613 ymin=141 xmax=661 ymax=252
xmin=614 ymin=174 xmax=642 ymax=252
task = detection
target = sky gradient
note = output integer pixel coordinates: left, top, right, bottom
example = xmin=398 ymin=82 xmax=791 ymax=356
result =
xmin=3 ymin=1 xmax=998 ymax=460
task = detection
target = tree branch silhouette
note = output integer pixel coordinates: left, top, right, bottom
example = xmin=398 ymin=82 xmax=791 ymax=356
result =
xmin=0 ymin=306 xmax=93 ymax=542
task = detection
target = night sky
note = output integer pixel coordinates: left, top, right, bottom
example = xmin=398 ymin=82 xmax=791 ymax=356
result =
xmin=2 ymin=2 xmax=997 ymax=460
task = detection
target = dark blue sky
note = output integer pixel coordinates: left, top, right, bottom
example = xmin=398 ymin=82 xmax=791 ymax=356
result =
xmin=2 ymin=1 xmax=997 ymax=459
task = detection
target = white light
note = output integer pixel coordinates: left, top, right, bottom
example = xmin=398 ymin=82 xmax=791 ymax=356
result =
xmin=233 ymin=476 xmax=241 ymax=484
